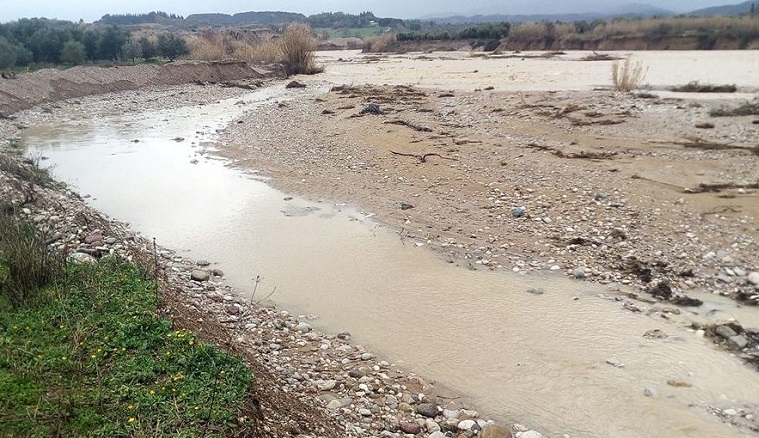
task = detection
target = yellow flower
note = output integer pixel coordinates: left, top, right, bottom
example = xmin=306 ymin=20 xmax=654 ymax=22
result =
xmin=149 ymin=390 xmax=155 ymax=395
xmin=128 ymin=405 xmax=134 ymax=410
xmin=128 ymin=417 xmax=135 ymax=423
xmin=61 ymin=356 xmax=67 ymax=361
xmin=91 ymin=354 xmax=96 ymax=359
xmin=188 ymin=340 xmax=194 ymax=345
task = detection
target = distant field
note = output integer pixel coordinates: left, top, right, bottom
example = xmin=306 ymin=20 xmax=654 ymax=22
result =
xmin=318 ymin=26 xmax=387 ymax=39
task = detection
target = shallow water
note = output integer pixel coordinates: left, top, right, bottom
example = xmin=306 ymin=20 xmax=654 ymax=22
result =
xmin=24 ymin=55 xmax=759 ymax=438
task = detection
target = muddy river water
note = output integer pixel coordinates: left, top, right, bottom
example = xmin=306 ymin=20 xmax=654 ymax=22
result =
xmin=23 ymin=51 xmax=759 ymax=437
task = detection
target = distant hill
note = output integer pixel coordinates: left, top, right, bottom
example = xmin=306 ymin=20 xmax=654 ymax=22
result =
xmin=184 ymin=11 xmax=306 ymax=25
xmin=428 ymin=4 xmax=675 ymax=24
xmin=688 ymin=0 xmax=758 ymax=16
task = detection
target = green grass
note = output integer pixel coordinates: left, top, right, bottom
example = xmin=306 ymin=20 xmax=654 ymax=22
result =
xmin=0 ymin=257 xmax=253 ymax=437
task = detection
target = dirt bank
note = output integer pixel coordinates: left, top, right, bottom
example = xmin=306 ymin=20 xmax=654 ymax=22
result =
xmin=0 ymin=60 xmax=281 ymax=116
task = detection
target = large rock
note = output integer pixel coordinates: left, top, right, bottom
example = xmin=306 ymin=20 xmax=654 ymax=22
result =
xmin=748 ymin=272 xmax=759 ymax=285
xmin=69 ymin=252 xmax=97 ymax=265
xmin=399 ymin=421 xmax=422 ymax=434
xmin=191 ymin=269 xmax=210 ymax=282
xmin=727 ymin=335 xmax=749 ymax=350
xmin=416 ymin=403 xmax=439 ymax=418
xmin=715 ymin=325 xmax=738 ymax=339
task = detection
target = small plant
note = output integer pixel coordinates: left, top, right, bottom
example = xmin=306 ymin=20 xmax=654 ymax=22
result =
xmin=279 ymin=23 xmax=323 ymax=76
xmin=611 ymin=59 xmax=646 ymax=92
xmin=0 ymin=214 xmax=64 ymax=308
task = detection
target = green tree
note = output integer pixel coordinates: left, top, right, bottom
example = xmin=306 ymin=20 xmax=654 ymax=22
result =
xmin=157 ymin=33 xmax=189 ymax=60
xmin=0 ymin=37 xmax=18 ymax=69
xmin=121 ymin=38 xmax=142 ymax=63
xmin=138 ymin=35 xmax=157 ymax=59
xmin=96 ymin=26 xmax=128 ymax=60
xmin=60 ymin=40 xmax=86 ymax=65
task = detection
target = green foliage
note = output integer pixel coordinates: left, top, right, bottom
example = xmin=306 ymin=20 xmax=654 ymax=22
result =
xmin=157 ymin=33 xmax=189 ymax=60
xmin=138 ymin=35 xmax=157 ymax=59
xmin=0 ymin=258 xmax=253 ymax=436
xmin=121 ymin=38 xmax=142 ymax=63
xmin=0 ymin=36 xmax=18 ymax=69
xmin=96 ymin=26 xmax=129 ymax=60
xmin=60 ymin=40 xmax=86 ymax=65
xmin=98 ymin=11 xmax=183 ymax=26
xmin=396 ymin=22 xmax=510 ymax=42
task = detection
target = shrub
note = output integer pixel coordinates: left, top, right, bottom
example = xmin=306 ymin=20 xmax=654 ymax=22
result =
xmin=60 ymin=41 xmax=86 ymax=65
xmin=611 ymin=59 xmax=646 ymax=92
xmin=363 ymin=33 xmax=396 ymax=53
xmin=279 ymin=23 xmax=322 ymax=75
xmin=0 ymin=214 xmax=64 ymax=309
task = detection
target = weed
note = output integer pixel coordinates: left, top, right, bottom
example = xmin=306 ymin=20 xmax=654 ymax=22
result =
xmin=611 ymin=59 xmax=646 ymax=92
xmin=0 ymin=257 xmax=253 ymax=436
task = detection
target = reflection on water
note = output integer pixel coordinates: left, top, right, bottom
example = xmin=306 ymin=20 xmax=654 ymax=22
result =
xmin=24 ymin=82 xmax=759 ymax=438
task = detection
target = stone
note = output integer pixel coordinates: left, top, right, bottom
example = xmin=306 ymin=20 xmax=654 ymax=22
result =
xmin=399 ymin=402 xmax=414 ymax=412
xmin=104 ymin=237 xmax=117 ymax=244
xmin=211 ymin=268 xmax=224 ymax=277
xmin=285 ymin=80 xmax=306 ymax=89
xmin=360 ymin=103 xmax=382 ymax=115
xmin=644 ymin=387 xmax=658 ymax=397
xmin=573 ymin=269 xmax=587 ymax=280
xmin=428 ymin=432 xmax=446 ymax=438
xmin=526 ymin=287 xmax=545 ymax=295
xmin=361 ymin=352 xmax=374 ymax=360
xmin=359 ymin=408 xmax=372 ymax=416
xmin=715 ymin=325 xmax=738 ymax=339
xmin=416 ymin=403 xmax=438 ymax=418
xmin=481 ymin=424 xmax=510 ymax=438
xmin=225 ymin=305 xmax=239 ymax=315
xmin=326 ymin=399 xmax=342 ymax=409
xmin=399 ymin=421 xmax=422 ymax=434
xmin=606 ymin=358 xmax=624 ymax=368
xmin=296 ymin=322 xmax=312 ymax=333
xmin=727 ymin=335 xmax=748 ymax=350
xmin=191 ymin=270 xmax=210 ymax=282
xmin=748 ymin=272 xmax=759 ymax=285
xmin=733 ymin=267 xmax=746 ymax=277
xmin=723 ymin=408 xmax=738 ymax=416
xmin=443 ymin=408 xmax=460 ymax=419
xmin=196 ymin=260 xmax=211 ymax=266
xmin=458 ymin=420 xmax=476 ymax=430
xmin=511 ymin=207 xmax=526 ymax=218
xmin=425 ymin=418 xmax=441 ymax=432
xmin=84 ymin=233 xmax=103 ymax=244
xmin=69 ymin=252 xmax=97 ymax=265
xmin=317 ymin=380 xmax=336 ymax=391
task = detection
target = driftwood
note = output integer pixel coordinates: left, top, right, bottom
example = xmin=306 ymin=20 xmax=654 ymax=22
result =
xmin=384 ymin=119 xmax=433 ymax=132
xmin=390 ymin=151 xmax=458 ymax=163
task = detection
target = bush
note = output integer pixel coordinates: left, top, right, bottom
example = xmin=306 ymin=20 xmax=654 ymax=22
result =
xmin=157 ymin=33 xmax=189 ymax=61
xmin=279 ymin=23 xmax=322 ymax=75
xmin=612 ymin=59 xmax=646 ymax=92
xmin=0 ymin=215 xmax=64 ymax=309
xmin=363 ymin=33 xmax=396 ymax=53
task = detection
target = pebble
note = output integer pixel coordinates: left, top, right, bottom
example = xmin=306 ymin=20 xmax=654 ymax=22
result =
xmin=526 ymin=287 xmax=545 ymax=295
xmin=606 ymin=358 xmax=625 ymax=368
xmin=748 ymin=272 xmax=759 ymax=285
xmin=190 ymin=269 xmax=210 ymax=282
xmin=458 ymin=419 xmax=476 ymax=430
xmin=399 ymin=421 xmax=422 ymax=434
xmin=644 ymin=387 xmax=658 ymax=397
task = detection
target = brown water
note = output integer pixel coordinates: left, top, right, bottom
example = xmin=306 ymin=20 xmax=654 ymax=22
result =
xmin=24 ymin=53 xmax=759 ymax=438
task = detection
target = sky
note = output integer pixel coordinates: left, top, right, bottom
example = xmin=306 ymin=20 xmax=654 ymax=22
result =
xmin=0 ymin=0 xmax=744 ymax=23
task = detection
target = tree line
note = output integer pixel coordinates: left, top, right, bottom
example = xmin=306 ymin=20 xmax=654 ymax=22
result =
xmin=0 ymin=18 xmax=189 ymax=70
xmin=396 ymin=22 xmax=511 ymax=41
xmin=99 ymin=11 xmax=183 ymax=25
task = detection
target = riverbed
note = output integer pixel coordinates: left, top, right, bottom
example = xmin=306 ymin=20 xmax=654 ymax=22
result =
xmin=20 ymin=50 xmax=759 ymax=437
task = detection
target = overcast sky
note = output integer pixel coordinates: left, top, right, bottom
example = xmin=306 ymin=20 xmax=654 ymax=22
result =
xmin=0 ymin=0 xmax=743 ymax=23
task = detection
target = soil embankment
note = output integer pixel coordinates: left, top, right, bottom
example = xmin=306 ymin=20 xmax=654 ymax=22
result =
xmin=0 ymin=60 xmax=280 ymax=116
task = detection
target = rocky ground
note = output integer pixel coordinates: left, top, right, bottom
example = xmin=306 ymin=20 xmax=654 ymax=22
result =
xmin=2 ymin=59 xmax=759 ymax=437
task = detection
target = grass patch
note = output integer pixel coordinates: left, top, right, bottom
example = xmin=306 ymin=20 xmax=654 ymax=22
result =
xmin=0 ymin=257 xmax=253 ymax=437
xmin=611 ymin=59 xmax=646 ymax=92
